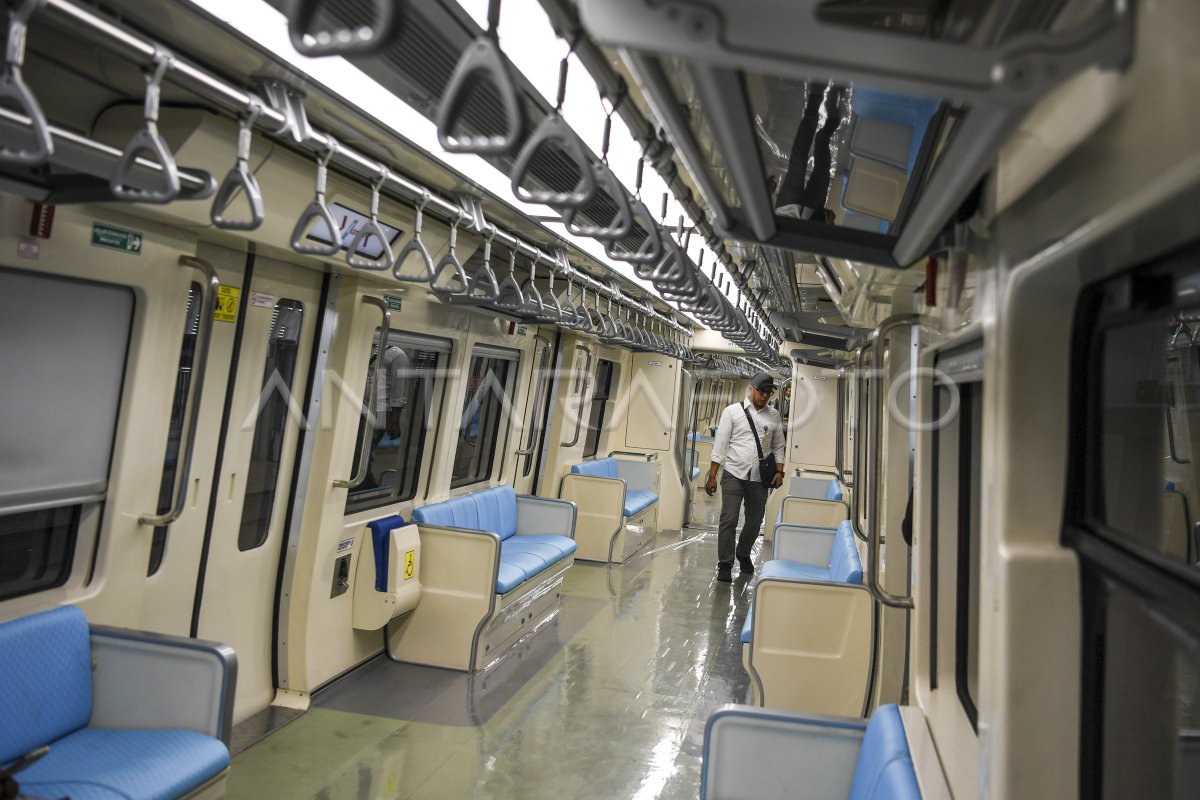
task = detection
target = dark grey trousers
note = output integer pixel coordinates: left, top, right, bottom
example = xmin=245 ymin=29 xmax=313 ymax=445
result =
xmin=717 ymin=471 xmax=768 ymax=565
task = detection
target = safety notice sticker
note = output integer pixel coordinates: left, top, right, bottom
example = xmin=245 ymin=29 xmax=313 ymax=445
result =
xmin=214 ymin=285 xmax=240 ymax=322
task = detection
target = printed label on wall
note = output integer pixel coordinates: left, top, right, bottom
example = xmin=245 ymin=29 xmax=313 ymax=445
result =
xmin=250 ymin=291 xmax=275 ymax=308
xmin=336 ymin=537 xmax=356 ymax=554
xmin=91 ymin=223 xmax=142 ymax=254
xmin=403 ymin=550 xmax=416 ymax=580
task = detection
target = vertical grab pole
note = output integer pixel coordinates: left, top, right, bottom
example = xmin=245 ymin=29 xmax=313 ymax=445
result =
xmin=332 ymin=297 xmax=391 ymax=489
xmin=139 ymin=256 xmax=219 ymax=525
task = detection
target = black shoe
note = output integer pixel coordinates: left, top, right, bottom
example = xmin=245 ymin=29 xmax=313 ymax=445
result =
xmin=716 ymin=563 xmax=733 ymax=582
xmin=738 ymin=556 xmax=755 ymax=575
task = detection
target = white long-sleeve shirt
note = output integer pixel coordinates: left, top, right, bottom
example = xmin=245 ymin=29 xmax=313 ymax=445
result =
xmin=710 ymin=399 xmax=786 ymax=482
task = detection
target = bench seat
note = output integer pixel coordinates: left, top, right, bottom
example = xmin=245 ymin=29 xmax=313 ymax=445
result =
xmin=391 ymin=485 xmax=577 ymax=671
xmin=560 ymin=456 xmax=660 ymax=562
xmin=1 ymin=606 xmax=235 ymax=800
xmin=702 ymin=703 xmax=926 ymax=799
xmin=742 ymin=521 xmax=871 ymax=714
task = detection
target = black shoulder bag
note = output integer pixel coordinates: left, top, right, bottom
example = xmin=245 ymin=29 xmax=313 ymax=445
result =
xmin=742 ymin=405 xmax=777 ymax=488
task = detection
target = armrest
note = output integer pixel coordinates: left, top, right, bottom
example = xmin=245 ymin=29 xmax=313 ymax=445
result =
xmin=773 ymin=524 xmax=836 ymax=566
xmin=702 ymin=705 xmax=865 ymax=800
xmin=780 ymin=496 xmax=849 ymax=528
xmin=516 ymin=494 xmax=577 ymax=539
xmin=614 ymin=460 xmax=659 ymax=494
xmin=560 ymin=473 xmax=626 ymax=518
xmin=89 ymin=626 xmax=237 ymax=746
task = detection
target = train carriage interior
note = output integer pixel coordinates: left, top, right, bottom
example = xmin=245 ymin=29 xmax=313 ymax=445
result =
xmin=1 ymin=0 xmax=1198 ymax=797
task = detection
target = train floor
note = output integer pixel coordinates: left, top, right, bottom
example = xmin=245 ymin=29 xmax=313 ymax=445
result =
xmin=225 ymin=525 xmax=765 ymax=799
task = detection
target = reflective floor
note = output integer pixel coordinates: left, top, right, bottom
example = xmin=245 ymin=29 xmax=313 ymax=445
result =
xmin=226 ymin=527 xmax=763 ymax=799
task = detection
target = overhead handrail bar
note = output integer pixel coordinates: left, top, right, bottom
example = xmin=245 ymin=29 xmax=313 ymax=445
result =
xmin=436 ymin=0 xmax=524 ymax=155
xmin=110 ymin=47 xmax=179 ymax=203
xmin=211 ymin=97 xmax=264 ymax=230
xmin=347 ymin=164 xmax=395 ymax=270
xmin=510 ymin=35 xmax=596 ymax=208
xmin=333 ymin=297 xmax=391 ymax=490
xmin=866 ymin=316 xmax=926 ymax=608
xmin=290 ymin=137 xmax=341 ymax=256
xmin=139 ymin=256 xmax=218 ymax=526
xmin=431 ymin=212 xmax=471 ymax=296
xmin=286 ymin=0 xmax=398 ymax=57
xmin=391 ymin=188 xmax=436 ymax=283
xmin=0 ymin=0 xmax=52 ymax=164
xmin=560 ymin=344 xmax=593 ymax=447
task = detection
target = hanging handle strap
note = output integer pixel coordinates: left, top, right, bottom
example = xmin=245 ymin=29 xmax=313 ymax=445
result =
xmin=560 ymin=161 xmax=633 ymax=240
xmin=0 ymin=0 xmax=51 ymax=164
xmin=432 ymin=213 xmax=471 ymax=295
xmin=287 ymin=0 xmax=398 ymax=56
xmin=211 ymin=98 xmax=265 ymax=230
xmin=110 ymin=48 xmax=180 ymax=204
xmin=493 ymin=246 xmax=526 ymax=310
xmin=291 ymin=138 xmax=341 ymax=256
xmin=436 ymin=0 xmax=523 ymax=155
xmin=392 ymin=190 xmax=437 ymax=282
xmin=347 ymin=165 xmax=396 ymax=270
xmin=469 ymin=226 xmax=501 ymax=301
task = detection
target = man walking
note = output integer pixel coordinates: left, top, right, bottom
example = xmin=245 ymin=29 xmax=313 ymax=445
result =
xmin=705 ymin=372 xmax=786 ymax=582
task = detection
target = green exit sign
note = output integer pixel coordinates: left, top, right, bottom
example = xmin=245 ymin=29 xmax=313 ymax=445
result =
xmin=91 ymin=223 xmax=143 ymax=254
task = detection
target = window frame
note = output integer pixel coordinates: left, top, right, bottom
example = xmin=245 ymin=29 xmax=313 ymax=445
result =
xmin=344 ymin=330 xmax=452 ymax=515
xmin=450 ymin=345 xmax=521 ymax=490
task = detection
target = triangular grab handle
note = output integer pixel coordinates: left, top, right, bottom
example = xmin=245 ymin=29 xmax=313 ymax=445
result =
xmin=560 ymin=162 xmax=633 ymax=240
xmin=510 ymin=114 xmax=596 ymax=209
xmin=286 ymin=0 xmax=399 ymax=56
xmin=436 ymin=37 xmax=524 ymax=156
xmin=291 ymin=199 xmax=341 ymax=256
xmin=348 ymin=167 xmax=395 ymax=271
xmin=210 ymin=162 xmax=264 ymax=230
xmin=470 ymin=264 xmax=500 ymax=302
xmin=392 ymin=237 xmax=435 ymax=282
xmin=605 ymin=200 xmax=662 ymax=266
xmin=111 ymin=50 xmax=179 ymax=204
xmin=493 ymin=272 xmax=526 ymax=311
xmin=431 ymin=222 xmax=470 ymax=295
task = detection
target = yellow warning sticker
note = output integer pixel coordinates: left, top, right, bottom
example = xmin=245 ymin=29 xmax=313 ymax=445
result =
xmin=214 ymin=285 xmax=240 ymax=322
xmin=403 ymin=550 xmax=416 ymax=581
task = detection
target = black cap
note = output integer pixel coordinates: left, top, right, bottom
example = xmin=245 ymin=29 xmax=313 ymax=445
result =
xmin=750 ymin=372 xmax=776 ymax=392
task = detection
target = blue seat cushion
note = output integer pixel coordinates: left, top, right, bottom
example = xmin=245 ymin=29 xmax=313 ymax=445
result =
xmin=691 ymin=466 xmax=701 ymax=479
xmin=412 ymin=485 xmax=518 ymax=540
xmin=366 ymin=515 xmax=405 ymax=592
xmin=849 ymin=705 xmax=920 ymax=800
xmin=571 ymin=458 xmax=618 ymax=479
xmin=826 ymin=479 xmax=844 ymax=501
xmin=740 ymin=608 xmax=754 ymax=644
xmin=497 ymin=534 xmax=577 ymax=594
xmin=18 ymin=727 xmax=230 ymax=800
xmin=624 ymin=489 xmax=658 ymax=517
xmin=0 ymin=606 xmax=92 ymax=764
xmin=830 ymin=522 xmax=864 ymax=585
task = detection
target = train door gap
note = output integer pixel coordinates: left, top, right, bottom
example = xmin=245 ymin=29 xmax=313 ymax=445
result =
xmin=531 ymin=327 xmax=564 ymax=494
xmin=189 ymin=248 xmax=255 ymax=638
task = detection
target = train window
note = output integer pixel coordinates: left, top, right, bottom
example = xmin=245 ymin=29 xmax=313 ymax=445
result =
xmin=584 ymin=359 xmax=618 ymax=459
xmin=1 ymin=267 xmax=132 ymax=601
xmin=149 ymin=283 xmax=201 ymax=575
xmin=1068 ymin=246 xmax=1200 ymax=798
xmin=0 ymin=506 xmax=81 ymax=601
xmin=345 ymin=332 xmax=450 ymax=514
xmin=238 ymin=300 xmax=304 ymax=551
xmin=452 ymin=347 xmax=519 ymax=488
xmin=931 ymin=340 xmax=984 ymax=727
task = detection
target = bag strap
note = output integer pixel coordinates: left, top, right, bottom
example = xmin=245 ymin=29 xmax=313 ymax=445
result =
xmin=742 ymin=403 xmax=765 ymax=459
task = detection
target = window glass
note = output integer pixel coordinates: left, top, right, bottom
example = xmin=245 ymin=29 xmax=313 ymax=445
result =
xmin=238 ymin=300 xmax=303 ymax=551
xmin=452 ymin=350 xmax=518 ymax=488
xmin=346 ymin=332 xmax=449 ymax=513
xmin=0 ymin=506 xmax=80 ymax=601
xmin=1070 ymin=247 xmax=1200 ymax=798
xmin=149 ymin=283 xmax=201 ymax=575
xmin=584 ymin=359 xmax=618 ymax=458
